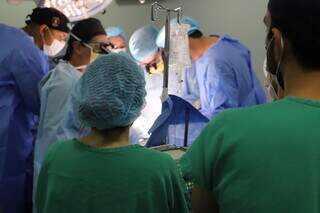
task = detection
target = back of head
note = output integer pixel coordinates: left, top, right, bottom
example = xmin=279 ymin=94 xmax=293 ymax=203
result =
xmin=129 ymin=25 xmax=159 ymax=62
xmin=268 ymin=0 xmax=320 ymax=70
xmin=75 ymin=53 xmax=146 ymax=130
xmin=63 ymin=18 xmax=106 ymax=61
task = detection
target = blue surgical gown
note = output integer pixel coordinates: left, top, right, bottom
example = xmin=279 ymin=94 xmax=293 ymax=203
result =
xmin=0 ymin=24 xmax=49 ymax=213
xmin=182 ymin=34 xmax=266 ymax=119
xmin=33 ymin=61 xmax=82 ymax=199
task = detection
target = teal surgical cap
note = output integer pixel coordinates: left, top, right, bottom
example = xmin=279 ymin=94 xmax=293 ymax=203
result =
xmin=129 ymin=25 xmax=159 ymax=62
xmin=156 ymin=16 xmax=200 ymax=48
xmin=106 ymin=26 xmax=127 ymax=40
xmin=76 ymin=53 xmax=146 ymax=130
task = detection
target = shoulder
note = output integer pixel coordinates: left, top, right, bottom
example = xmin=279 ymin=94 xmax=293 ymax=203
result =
xmin=136 ymin=146 xmax=178 ymax=170
xmin=205 ymin=100 xmax=286 ymax=135
xmin=208 ymin=34 xmax=250 ymax=63
xmin=41 ymin=62 xmax=78 ymax=90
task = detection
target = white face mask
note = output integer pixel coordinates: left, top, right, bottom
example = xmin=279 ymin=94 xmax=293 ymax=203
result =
xmin=43 ymin=39 xmax=66 ymax=57
xmin=263 ymin=57 xmax=279 ymax=100
xmin=111 ymin=48 xmax=127 ymax=53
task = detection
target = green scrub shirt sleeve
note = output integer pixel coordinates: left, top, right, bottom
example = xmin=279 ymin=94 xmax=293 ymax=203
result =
xmin=167 ymin=159 xmax=190 ymax=213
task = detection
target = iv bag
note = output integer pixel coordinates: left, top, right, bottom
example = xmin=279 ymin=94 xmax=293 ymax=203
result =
xmin=169 ymin=23 xmax=192 ymax=94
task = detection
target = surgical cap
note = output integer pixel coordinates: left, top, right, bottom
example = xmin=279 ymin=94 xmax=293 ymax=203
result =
xmin=106 ymin=26 xmax=127 ymax=40
xmin=156 ymin=16 xmax=200 ymax=48
xmin=129 ymin=25 xmax=159 ymax=62
xmin=75 ymin=53 xmax=146 ymax=130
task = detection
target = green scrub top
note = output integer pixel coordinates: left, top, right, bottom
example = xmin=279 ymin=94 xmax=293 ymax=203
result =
xmin=36 ymin=139 xmax=189 ymax=213
xmin=181 ymin=97 xmax=320 ymax=213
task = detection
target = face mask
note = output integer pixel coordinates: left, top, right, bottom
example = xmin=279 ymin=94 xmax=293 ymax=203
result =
xmin=82 ymin=42 xmax=101 ymax=64
xmin=43 ymin=39 xmax=66 ymax=57
xmin=265 ymin=34 xmax=285 ymax=89
xmin=42 ymin=29 xmax=66 ymax=57
xmin=90 ymin=50 xmax=101 ymax=63
xmin=146 ymin=62 xmax=165 ymax=74
xmin=111 ymin=48 xmax=127 ymax=53
xmin=266 ymin=84 xmax=279 ymax=101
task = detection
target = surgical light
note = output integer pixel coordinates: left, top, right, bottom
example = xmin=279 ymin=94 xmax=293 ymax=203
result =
xmin=34 ymin=0 xmax=113 ymax=22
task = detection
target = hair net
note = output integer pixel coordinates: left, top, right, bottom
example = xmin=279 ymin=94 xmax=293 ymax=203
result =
xmin=106 ymin=26 xmax=127 ymax=40
xmin=75 ymin=53 xmax=146 ymax=130
xmin=129 ymin=25 xmax=159 ymax=62
xmin=156 ymin=16 xmax=200 ymax=48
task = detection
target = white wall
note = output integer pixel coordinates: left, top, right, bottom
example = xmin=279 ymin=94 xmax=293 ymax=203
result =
xmin=0 ymin=0 xmax=269 ymax=81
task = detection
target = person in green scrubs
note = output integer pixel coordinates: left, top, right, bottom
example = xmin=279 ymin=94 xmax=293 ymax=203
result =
xmin=180 ymin=0 xmax=320 ymax=212
xmin=35 ymin=53 xmax=189 ymax=213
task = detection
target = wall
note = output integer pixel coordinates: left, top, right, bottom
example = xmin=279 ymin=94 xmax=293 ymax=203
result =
xmin=0 ymin=0 xmax=269 ymax=82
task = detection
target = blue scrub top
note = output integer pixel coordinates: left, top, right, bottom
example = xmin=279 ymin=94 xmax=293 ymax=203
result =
xmin=0 ymin=24 xmax=49 ymax=213
xmin=182 ymin=34 xmax=266 ymax=119
xmin=34 ymin=61 xmax=83 ymax=198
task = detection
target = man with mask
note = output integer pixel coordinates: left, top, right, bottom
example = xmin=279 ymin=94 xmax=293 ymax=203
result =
xmin=157 ymin=17 xmax=266 ymax=119
xmin=129 ymin=25 xmax=181 ymax=144
xmin=33 ymin=18 xmax=108 ymax=211
xmin=0 ymin=7 xmax=69 ymax=213
xmin=180 ymin=0 xmax=320 ymax=212
xmin=106 ymin=26 xmax=127 ymax=53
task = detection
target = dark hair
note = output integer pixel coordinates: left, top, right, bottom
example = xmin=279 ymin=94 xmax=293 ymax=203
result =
xmin=62 ymin=37 xmax=77 ymax=61
xmin=268 ymin=0 xmax=320 ymax=70
xmin=188 ymin=30 xmax=203 ymax=39
xmin=61 ymin=18 xmax=106 ymax=61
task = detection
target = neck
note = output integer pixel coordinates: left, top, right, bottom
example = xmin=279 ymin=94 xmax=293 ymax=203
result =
xmin=69 ymin=55 xmax=87 ymax=72
xmin=284 ymin=63 xmax=320 ymax=100
xmin=198 ymin=36 xmax=219 ymax=58
xmin=22 ymin=25 xmax=42 ymax=49
xmin=80 ymin=127 xmax=130 ymax=148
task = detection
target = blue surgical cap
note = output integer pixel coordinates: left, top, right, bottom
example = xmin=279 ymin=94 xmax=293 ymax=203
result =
xmin=156 ymin=16 xmax=200 ymax=48
xmin=106 ymin=26 xmax=127 ymax=40
xmin=75 ymin=53 xmax=146 ymax=130
xmin=129 ymin=25 xmax=159 ymax=62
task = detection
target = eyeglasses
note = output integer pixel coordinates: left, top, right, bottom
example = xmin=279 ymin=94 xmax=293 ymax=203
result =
xmin=86 ymin=42 xmax=114 ymax=54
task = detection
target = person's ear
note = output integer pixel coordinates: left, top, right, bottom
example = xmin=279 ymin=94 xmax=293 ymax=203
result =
xmin=272 ymin=28 xmax=284 ymax=58
xmin=39 ymin=24 xmax=49 ymax=37
xmin=73 ymin=41 xmax=85 ymax=55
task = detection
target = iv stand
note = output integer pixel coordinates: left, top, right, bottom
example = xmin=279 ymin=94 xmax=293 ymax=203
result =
xmin=151 ymin=2 xmax=182 ymax=102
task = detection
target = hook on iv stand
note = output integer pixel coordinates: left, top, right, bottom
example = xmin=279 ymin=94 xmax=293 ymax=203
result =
xmin=151 ymin=2 xmax=182 ymax=102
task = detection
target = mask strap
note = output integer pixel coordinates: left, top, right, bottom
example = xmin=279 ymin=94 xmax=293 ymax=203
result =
xmin=275 ymin=37 xmax=285 ymax=89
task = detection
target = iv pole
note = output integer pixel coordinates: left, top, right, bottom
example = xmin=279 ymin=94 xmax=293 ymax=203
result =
xmin=151 ymin=2 xmax=182 ymax=102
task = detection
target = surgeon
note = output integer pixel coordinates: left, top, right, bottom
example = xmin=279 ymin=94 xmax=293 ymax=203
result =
xmin=157 ymin=17 xmax=266 ymax=119
xmin=106 ymin=26 xmax=127 ymax=52
xmin=0 ymin=7 xmax=69 ymax=213
xmin=129 ymin=25 xmax=182 ymax=143
xmin=34 ymin=18 xmax=109 ymax=204
xmin=128 ymin=25 xmax=164 ymax=143
xmin=35 ymin=53 xmax=189 ymax=213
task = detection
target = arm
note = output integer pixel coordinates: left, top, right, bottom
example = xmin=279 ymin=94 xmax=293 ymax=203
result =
xmin=202 ymin=60 xmax=239 ymax=118
xmin=182 ymin=65 xmax=201 ymax=104
xmin=4 ymin=47 xmax=48 ymax=115
xmin=192 ymin=185 xmax=219 ymax=213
